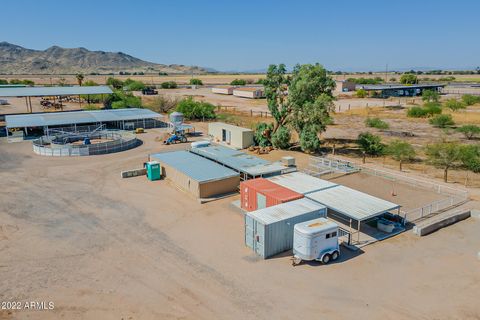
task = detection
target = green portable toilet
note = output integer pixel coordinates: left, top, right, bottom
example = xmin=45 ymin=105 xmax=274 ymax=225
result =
xmin=145 ymin=161 xmax=161 ymax=181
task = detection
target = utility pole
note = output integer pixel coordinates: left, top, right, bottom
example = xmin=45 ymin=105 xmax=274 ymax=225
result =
xmin=385 ymin=63 xmax=388 ymax=83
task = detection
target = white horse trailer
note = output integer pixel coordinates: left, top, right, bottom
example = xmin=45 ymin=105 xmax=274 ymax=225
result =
xmin=293 ymin=218 xmax=340 ymax=265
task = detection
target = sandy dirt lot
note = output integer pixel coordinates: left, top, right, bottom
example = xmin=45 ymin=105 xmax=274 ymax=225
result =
xmin=1 ymin=131 xmax=479 ymax=320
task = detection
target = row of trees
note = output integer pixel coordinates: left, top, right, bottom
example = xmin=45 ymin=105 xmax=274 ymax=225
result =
xmin=0 ymin=78 xmax=35 ymax=86
xmin=357 ymin=132 xmax=480 ymax=182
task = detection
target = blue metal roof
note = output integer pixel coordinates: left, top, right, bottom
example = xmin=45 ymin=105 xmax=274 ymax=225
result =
xmin=5 ymin=108 xmax=163 ymax=128
xmin=358 ymin=84 xmax=446 ymax=91
xmin=150 ymin=151 xmax=239 ymax=183
xmin=190 ymin=144 xmax=288 ymax=176
xmin=0 ymin=85 xmax=113 ymax=97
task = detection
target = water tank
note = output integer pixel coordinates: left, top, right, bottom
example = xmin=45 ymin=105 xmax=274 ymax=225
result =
xmin=169 ymin=112 xmax=184 ymax=126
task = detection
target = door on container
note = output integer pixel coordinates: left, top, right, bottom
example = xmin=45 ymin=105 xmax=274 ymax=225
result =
xmin=222 ymin=129 xmax=227 ymax=142
xmin=257 ymin=193 xmax=266 ymax=210
xmin=254 ymin=222 xmax=264 ymax=256
xmin=226 ymin=130 xmax=231 ymax=144
xmin=245 ymin=215 xmax=255 ymax=249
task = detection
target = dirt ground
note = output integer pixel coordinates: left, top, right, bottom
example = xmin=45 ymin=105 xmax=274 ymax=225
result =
xmin=1 ymin=130 xmax=479 ymax=320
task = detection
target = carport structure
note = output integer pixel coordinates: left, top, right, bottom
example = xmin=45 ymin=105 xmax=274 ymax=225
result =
xmin=306 ymin=185 xmax=402 ymax=245
xmin=0 ymin=85 xmax=113 ymax=113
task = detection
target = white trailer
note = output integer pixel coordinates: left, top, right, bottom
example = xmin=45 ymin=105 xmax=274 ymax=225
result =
xmin=293 ymin=218 xmax=340 ymax=265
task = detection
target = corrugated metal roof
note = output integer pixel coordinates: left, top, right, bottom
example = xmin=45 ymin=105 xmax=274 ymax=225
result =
xmin=190 ymin=145 xmax=288 ymax=176
xmin=294 ymin=217 xmax=338 ymax=235
xmin=5 ymin=108 xmax=163 ymax=128
xmin=241 ymin=178 xmax=304 ymax=201
xmin=233 ymin=87 xmax=264 ymax=92
xmin=358 ymin=84 xmax=446 ymax=91
xmin=246 ymin=198 xmax=326 ymax=225
xmin=150 ymin=151 xmax=239 ymax=183
xmin=209 ymin=122 xmax=253 ymax=132
xmin=267 ymin=172 xmax=338 ymax=194
xmin=306 ymin=185 xmax=400 ymax=221
xmin=0 ymin=85 xmax=113 ymax=97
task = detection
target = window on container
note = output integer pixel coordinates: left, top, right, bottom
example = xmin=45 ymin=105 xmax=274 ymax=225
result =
xmin=326 ymin=233 xmax=330 ymax=239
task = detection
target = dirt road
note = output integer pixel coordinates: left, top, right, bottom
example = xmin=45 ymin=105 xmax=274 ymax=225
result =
xmin=0 ymin=132 xmax=479 ymax=319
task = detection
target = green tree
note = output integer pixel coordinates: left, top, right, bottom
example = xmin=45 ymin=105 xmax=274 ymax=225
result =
xmin=356 ymin=88 xmax=367 ymax=98
xmin=105 ymin=90 xmax=142 ymax=109
xmin=456 ymin=125 xmax=480 ymax=140
xmin=400 ymin=73 xmax=418 ymax=84
xmin=443 ymin=98 xmax=466 ymax=112
xmin=288 ymin=63 xmax=335 ymax=141
xmin=230 ymin=79 xmax=247 ymax=86
xmin=106 ymin=77 xmax=124 ymax=89
xmin=460 ymin=144 xmax=480 ymax=185
xmin=176 ymin=97 xmax=215 ymax=120
xmin=189 ymin=78 xmax=203 ymax=85
xmin=263 ymin=64 xmax=291 ymax=134
xmin=161 ymin=81 xmax=177 ymax=89
xmin=385 ymin=139 xmax=416 ymax=171
xmin=75 ymin=73 xmax=84 ymax=86
xmin=461 ymin=94 xmax=480 ymax=106
xmin=422 ymin=89 xmax=439 ymax=103
xmin=429 ymin=114 xmax=454 ymax=128
xmin=0 ymin=79 xmax=8 ymax=85
xmin=254 ymin=122 xmax=273 ymax=147
xmin=271 ymin=125 xmax=291 ymax=149
xmin=357 ymin=132 xmax=384 ymax=163
xmin=82 ymin=80 xmax=98 ymax=86
xmin=425 ymin=142 xmax=462 ymax=182
xmin=300 ymin=124 xmax=321 ymax=153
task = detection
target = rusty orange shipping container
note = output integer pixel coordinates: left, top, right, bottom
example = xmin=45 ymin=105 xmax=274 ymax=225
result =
xmin=240 ymin=178 xmax=304 ymax=212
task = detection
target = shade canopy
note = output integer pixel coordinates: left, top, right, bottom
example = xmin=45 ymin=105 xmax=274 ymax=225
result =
xmin=0 ymin=85 xmax=113 ymax=97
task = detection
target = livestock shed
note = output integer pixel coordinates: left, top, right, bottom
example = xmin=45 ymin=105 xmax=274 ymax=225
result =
xmin=150 ymin=151 xmax=240 ymax=199
xmin=232 ymin=87 xmax=265 ymax=99
xmin=190 ymin=144 xmax=292 ymax=179
xmin=245 ymin=198 xmax=327 ymax=259
xmin=208 ymin=122 xmax=254 ymax=149
xmin=211 ymin=86 xmax=234 ymax=95
xmin=240 ymin=178 xmax=304 ymax=212
xmin=5 ymin=108 xmax=165 ymax=138
xmin=267 ymin=172 xmax=338 ymax=195
xmin=357 ymin=84 xmax=445 ymax=98
xmin=306 ymin=185 xmax=401 ymax=243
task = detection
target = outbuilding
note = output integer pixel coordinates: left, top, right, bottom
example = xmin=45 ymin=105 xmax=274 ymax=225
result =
xmin=211 ymin=86 xmax=234 ymax=95
xmin=240 ymin=178 xmax=304 ymax=211
xmin=150 ymin=151 xmax=240 ymax=198
xmin=335 ymin=80 xmax=356 ymax=93
xmin=267 ymin=172 xmax=338 ymax=195
xmin=245 ymin=198 xmax=327 ymax=258
xmin=233 ymin=87 xmax=264 ymax=99
xmin=208 ymin=122 xmax=254 ymax=149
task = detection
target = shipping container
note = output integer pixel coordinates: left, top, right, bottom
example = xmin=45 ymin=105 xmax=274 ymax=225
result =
xmin=245 ymin=198 xmax=327 ymax=259
xmin=267 ymin=172 xmax=338 ymax=195
xmin=240 ymin=178 xmax=304 ymax=211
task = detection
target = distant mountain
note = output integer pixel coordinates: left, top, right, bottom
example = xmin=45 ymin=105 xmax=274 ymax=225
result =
xmin=0 ymin=42 xmax=212 ymax=75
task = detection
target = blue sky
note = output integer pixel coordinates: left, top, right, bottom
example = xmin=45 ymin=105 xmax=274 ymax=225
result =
xmin=1 ymin=0 xmax=479 ymax=72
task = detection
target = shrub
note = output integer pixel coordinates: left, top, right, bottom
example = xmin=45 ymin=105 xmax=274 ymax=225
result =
xmin=105 ymin=90 xmax=142 ymax=109
xmin=300 ymin=124 xmax=321 ymax=153
xmin=255 ymin=79 xmax=265 ymax=85
xmin=407 ymin=106 xmax=428 ymax=118
xmin=161 ymin=81 xmax=178 ymax=89
xmin=146 ymin=95 xmax=179 ymax=113
xmin=230 ymin=79 xmax=247 ymax=86
xmin=176 ymin=97 xmax=215 ymax=120
xmin=400 ymin=74 xmax=418 ymax=84
xmin=456 ymin=124 xmax=480 ymax=139
xmin=106 ymin=77 xmax=124 ymax=89
xmin=124 ymin=79 xmax=146 ymax=91
xmin=365 ymin=117 xmax=389 ymax=129
xmin=385 ymin=139 xmax=416 ymax=171
xmin=461 ymin=94 xmax=480 ymax=106
xmin=82 ymin=80 xmax=98 ymax=86
xmin=254 ymin=122 xmax=273 ymax=147
xmin=443 ymin=98 xmax=466 ymax=112
xmin=422 ymin=89 xmax=440 ymax=103
xmin=355 ymin=89 xmax=368 ymax=98
xmin=423 ymin=102 xmax=442 ymax=116
xmin=0 ymin=79 xmax=8 ymax=85
xmin=189 ymin=78 xmax=203 ymax=85
xmin=271 ymin=125 xmax=291 ymax=149
xmin=9 ymin=79 xmax=34 ymax=86
xmin=389 ymin=77 xmax=397 ymax=82
xmin=357 ymin=132 xmax=384 ymax=156
xmin=83 ymin=104 xmax=101 ymax=110
xmin=429 ymin=114 xmax=455 ymax=128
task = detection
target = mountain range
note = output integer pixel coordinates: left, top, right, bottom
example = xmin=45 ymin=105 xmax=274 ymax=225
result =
xmin=0 ymin=42 xmax=210 ymax=75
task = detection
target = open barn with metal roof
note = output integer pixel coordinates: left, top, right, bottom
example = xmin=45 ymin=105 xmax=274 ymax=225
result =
xmin=5 ymin=108 xmax=166 ymax=139
xmin=150 ymin=151 xmax=240 ymax=199
xmin=357 ymin=83 xmax=445 ymax=98
xmin=190 ymin=144 xmax=293 ymax=179
xmin=267 ymin=172 xmax=338 ymax=195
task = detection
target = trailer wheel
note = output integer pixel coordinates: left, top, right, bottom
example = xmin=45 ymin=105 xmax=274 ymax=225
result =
xmin=322 ymin=254 xmax=331 ymax=264
xmin=331 ymin=251 xmax=339 ymax=261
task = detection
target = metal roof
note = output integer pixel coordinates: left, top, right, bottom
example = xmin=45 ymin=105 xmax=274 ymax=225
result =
xmin=306 ymin=185 xmax=400 ymax=221
xmin=209 ymin=122 xmax=253 ymax=132
xmin=0 ymin=85 xmax=113 ymax=97
xmin=5 ymin=108 xmax=163 ymax=128
xmin=190 ymin=144 xmax=288 ymax=176
xmin=267 ymin=172 xmax=338 ymax=195
xmin=358 ymin=84 xmax=446 ymax=91
xmin=294 ymin=218 xmax=338 ymax=235
xmin=150 ymin=151 xmax=239 ymax=183
xmin=246 ymin=198 xmax=326 ymax=225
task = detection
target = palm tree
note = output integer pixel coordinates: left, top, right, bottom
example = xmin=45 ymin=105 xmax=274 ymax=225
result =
xmin=76 ymin=73 xmax=84 ymax=86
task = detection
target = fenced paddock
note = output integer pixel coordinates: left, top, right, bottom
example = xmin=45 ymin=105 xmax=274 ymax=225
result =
xmin=33 ymin=129 xmax=139 ymax=156
xmin=313 ymin=156 xmax=469 ymax=223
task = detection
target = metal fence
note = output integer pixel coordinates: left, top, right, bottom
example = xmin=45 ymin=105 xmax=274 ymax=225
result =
xmin=32 ymin=130 xmax=139 ymax=156
xmin=305 ymin=157 xmax=360 ymax=176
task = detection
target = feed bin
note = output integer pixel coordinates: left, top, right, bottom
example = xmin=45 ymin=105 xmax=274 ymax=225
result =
xmin=244 ymin=198 xmax=327 ymax=259
xmin=145 ymin=161 xmax=161 ymax=181
xmin=240 ymin=178 xmax=303 ymax=212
